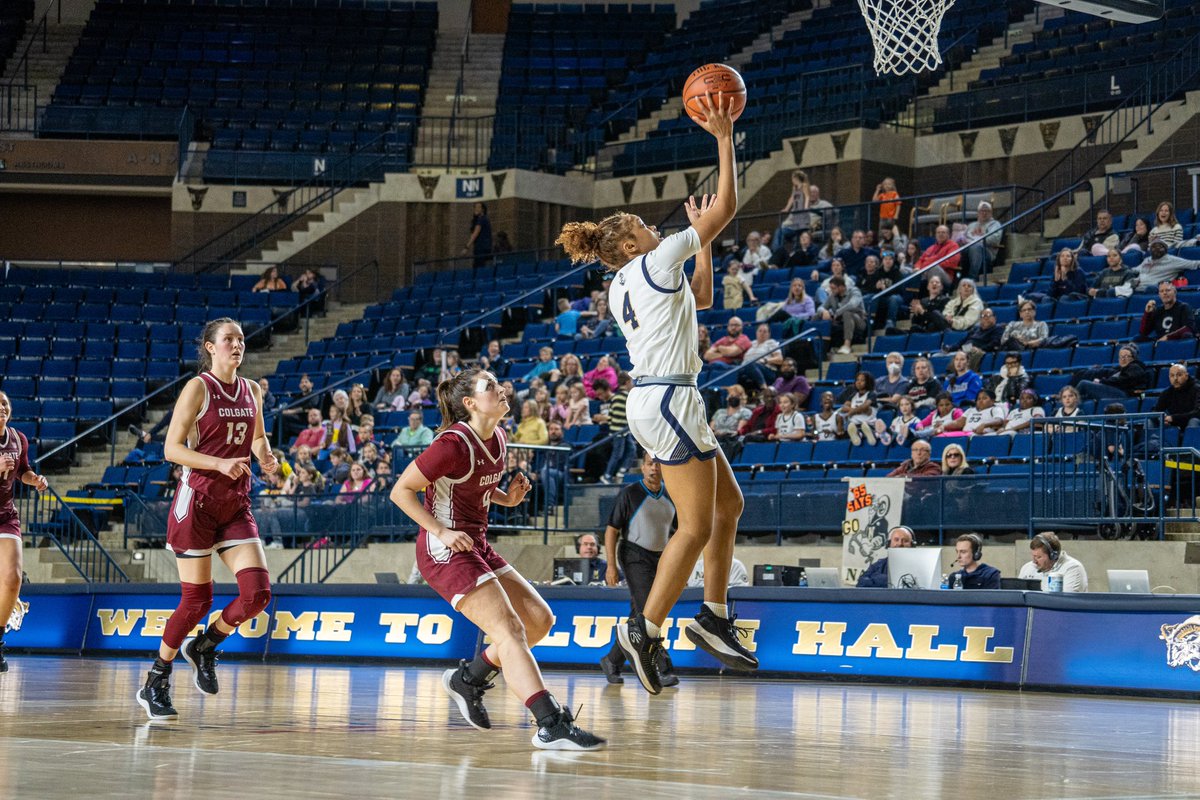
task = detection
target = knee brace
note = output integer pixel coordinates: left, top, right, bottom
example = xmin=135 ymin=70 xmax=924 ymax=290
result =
xmin=220 ymin=567 xmax=271 ymax=627
xmin=162 ymin=581 xmax=214 ymax=649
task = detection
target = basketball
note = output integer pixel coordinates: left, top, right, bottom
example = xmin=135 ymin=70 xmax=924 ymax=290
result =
xmin=682 ymin=63 xmax=746 ymax=125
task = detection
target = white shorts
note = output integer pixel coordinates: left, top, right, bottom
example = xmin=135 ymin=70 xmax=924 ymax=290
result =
xmin=626 ymin=384 xmax=719 ymax=465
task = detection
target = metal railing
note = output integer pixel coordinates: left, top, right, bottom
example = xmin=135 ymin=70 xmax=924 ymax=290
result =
xmin=1102 ymin=160 xmax=1200 ymax=223
xmin=0 ymin=83 xmax=36 ymax=132
xmin=17 ymin=484 xmax=130 ymax=583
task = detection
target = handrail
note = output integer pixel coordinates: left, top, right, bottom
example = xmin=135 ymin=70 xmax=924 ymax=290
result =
xmin=20 ymin=483 xmax=130 ymax=583
xmin=1104 ymin=159 xmax=1200 ymax=220
xmin=445 ymin=0 xmax=473 ymax=169
xmin=1 ymin=0 xmax=59 ymax=98
xmin=35 ymin=258 xmax=380 ymax=467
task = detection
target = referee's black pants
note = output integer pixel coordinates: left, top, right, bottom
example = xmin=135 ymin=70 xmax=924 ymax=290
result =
xmin=606 ymin=540 xmax=673 ymax=671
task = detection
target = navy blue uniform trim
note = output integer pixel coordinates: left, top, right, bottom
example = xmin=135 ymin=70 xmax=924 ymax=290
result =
xmin=641 ymin=254 xmax=684 ymax=294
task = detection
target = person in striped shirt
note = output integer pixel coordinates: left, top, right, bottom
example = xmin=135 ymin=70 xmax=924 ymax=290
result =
xmin=600 ymin=372 xmax=633 ymax=484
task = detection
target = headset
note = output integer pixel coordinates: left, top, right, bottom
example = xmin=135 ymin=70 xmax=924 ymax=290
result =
xmin=1031 ymin=533 xmax=1060 ymax=563
xmin=964 ymin=533 xmax=983 ymax=563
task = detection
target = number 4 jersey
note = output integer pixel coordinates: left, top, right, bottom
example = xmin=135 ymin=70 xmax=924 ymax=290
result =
xmin=181 ymin=371 xmax=259 ymax=502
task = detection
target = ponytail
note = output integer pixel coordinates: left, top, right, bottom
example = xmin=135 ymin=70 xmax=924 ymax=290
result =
xmin=556 ymin=212 xmax=637 ymax=271
xmin=436 ymin=368 xmax=485 ymax=432
xmin=196 ymin=317 xmax=239 ymax=374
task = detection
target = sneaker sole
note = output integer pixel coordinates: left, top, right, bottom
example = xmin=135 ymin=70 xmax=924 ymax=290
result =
xmin=615 ymin=623 xmax=661 ymax=695
xmin=684 ymin=622 xmax=759 ymax=671
xmin=532 ymin=733 xmax=607 ymax=751
xmin=441 ymin=668 xmax=490 ymax=731
xmin=180 ymin=639 xmax=218 ymax=696
xmin=135 ymin=689 xmax=178 ymax=721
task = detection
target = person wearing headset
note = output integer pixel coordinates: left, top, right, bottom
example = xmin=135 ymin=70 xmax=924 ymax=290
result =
xmin=1017 ymin=531 xmax=1088 ymax=592
xmin=574 ymin=533 xmax=609 ymax=583
xmin=946 ymin=533 xmax=1001 ymax=589
xmin=856 ymin=526 xmax=914 ymax=588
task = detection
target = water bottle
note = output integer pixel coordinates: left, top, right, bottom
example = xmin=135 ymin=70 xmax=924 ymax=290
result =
xmin=1048 ymin=572 xmax=1064 ymax=592
xmin=798 ymin=568 xmax=808 ymax=588
xmin=952 ymin=573 xmax=964 ymax=590
xmin=940 ymin=573 xmax=949 ymax=590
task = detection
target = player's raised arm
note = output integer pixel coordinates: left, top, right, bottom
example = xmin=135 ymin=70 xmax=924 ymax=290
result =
xmin=685 ymin=194 xmax=717 ymax=310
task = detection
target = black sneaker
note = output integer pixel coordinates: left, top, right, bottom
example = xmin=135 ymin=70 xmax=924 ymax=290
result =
xmin=0 ymin=644 xmax=7 ymax=674
xmin=181 ymin=637 xmax=219 ymax=695
xmin=532 ymin=707 xmax=607 ymax=751
xmin=616 ymin=615 xmax=664 ymax=695
xmin=684 ymin=606 xmax=759 ymax=671
xmin=136 ymin=671 xmax=178 ymax=720
xmin=598 ymin=655 xmax=623 ymax=685
xmin=442 ymin=661 xmax=492 ymax=731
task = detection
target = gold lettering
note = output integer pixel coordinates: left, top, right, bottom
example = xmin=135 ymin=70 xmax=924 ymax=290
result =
xmin=314 ymin=612 xmax=354 ymax=642
xmin=239 ymin=612 xmax=270 ymax=638
xmin=271 ymin=610 xmax=319 ymax=640
xmin=960 ymin=626 xmax=1015 ymax=663
xmin=95 ymin=609 xmax=143 ymax=637
xmin=572 ymin=615 xmax=619 ymax=648
xmin=667 ymin=617 xmax=698 ymax=651
xmin=538 ymin=625 xmax=571 ymax=648
xmin=140 ymin=609 xmax=172 ymax=639
xmin=845 ymin=623 xmax=904 ymax=659
xmin=734 ymin=618 xmax=761 ymax=653
xmin=379 ymin=613 xmax=421 ymax=643
xmin=416 ymin=614 xmax=453 ymax=645
xmin=905 ymin=624 xmax=959 ymax=661
xmin=792 ymin=621 xmax=848 ymax=656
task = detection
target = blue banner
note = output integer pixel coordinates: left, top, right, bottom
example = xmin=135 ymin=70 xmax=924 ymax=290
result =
xmin=6 ymin=592 xmax=91 ymax=651
xmin=455 ymin=177 xmax=484 ymax=199
xmin=84 ymin=593 xmax=269 ymax=655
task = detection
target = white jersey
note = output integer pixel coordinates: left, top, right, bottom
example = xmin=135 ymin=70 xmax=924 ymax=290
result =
xmin=610 ymin=227 xmax=703 ymax=378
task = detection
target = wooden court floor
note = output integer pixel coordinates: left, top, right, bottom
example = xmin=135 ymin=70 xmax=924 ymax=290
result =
xmin=0 ymin=655 xmax=1197 ymax=800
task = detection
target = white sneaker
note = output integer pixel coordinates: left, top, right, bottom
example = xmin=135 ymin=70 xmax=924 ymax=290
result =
xmin=863 ymin=425 xmax=877 ymax=446
xmin=847 ymin=423 xmax=862 ymax=446
xmin=837 ymin=344 xmax=852 ymax=355
xmin=267 ymin=539 xmax=284 ymax=550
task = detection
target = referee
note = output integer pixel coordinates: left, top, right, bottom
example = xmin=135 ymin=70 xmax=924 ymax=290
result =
xmin=599 ymin=450 xmax=678 ymax=687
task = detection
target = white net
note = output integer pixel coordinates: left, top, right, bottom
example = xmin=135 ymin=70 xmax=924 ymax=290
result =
xmin=857 ymin=0 xmax=956 ymax=76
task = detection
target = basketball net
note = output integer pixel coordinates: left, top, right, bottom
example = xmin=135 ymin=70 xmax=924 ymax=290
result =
xmin=858 ymin=0 xmax=956 ymax=76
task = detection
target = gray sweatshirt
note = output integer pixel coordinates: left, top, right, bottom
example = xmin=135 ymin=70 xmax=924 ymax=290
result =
xmin=821 ymin=285 xmax=866 ymax=318
xmin=1132 ymin=255 xmax=1200 ymax=288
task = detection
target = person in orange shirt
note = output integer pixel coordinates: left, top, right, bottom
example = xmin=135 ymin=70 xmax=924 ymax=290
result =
xmin=873 ymin=177 xmax=901 ymax=228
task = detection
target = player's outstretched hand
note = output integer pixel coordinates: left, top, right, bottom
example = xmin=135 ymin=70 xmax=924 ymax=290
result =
xmin=685 ymin=193 xmax=717 ymax=226
xmin=260 ymin=449 xmax=279 ymax=475
xmin=506 ymin=472 xmax=531 ymax=505
xmin=435 ymin=527 xmax=474 ymax=553
xmin=694 ymin=91 xmax=734 ymax=139
xmin=218 ymin=456 xmax=252 ymax=480
xmin=31 ymin=474 xmax=48 ymax=493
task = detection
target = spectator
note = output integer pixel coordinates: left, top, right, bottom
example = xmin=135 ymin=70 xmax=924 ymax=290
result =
xmin=391 ymin=410 xmax=434 ymax=451
xmin=1138 ymin=281 xmax=1194 ymax=342
xmin=887 ymin=439 xmax=941 ymax=477
xmin=337 ymin=462 xmax=373 ymax=504
xmin=1119 ymin=217 xmax=1151 ymax=253
xmin=770 ymin=392 xmax=807 ymax=441
xmin=523 ymin=346 xmax=557 ymax=382
xmin=805 ymin=184 xmax=835 ymax=238
xmin=1089 ymin=248 xmax=1137 ymax=297
xmin=914 ymin=224 xmax=961 ymax=284
xmin=940 ymin=278 xmax=985 ymax=333
xmin=740 ymin=323 xmax=784 ymax=389
xmin=770 ymin=231 xmax=818 ymax=269
xmin=947 ymin=533 xmax=1001 ymax=589
xmin=900 ymin=240 xmax=921 ymax=269
xmin=872 ymin=177 xmax=901 ymax=227
xmin=564 ymin=384 xmax=591 ymax=428
xmin=1131 ymin=240 xmax=1200 ymax=289
xmin=962 ymin=388 xmax=1007 ymax=436
xmin=697 ymin=324 xmax=712 ymax=360
xmin=292 ymin=444 xmax=316 ymax=474
xmin=483 ymin=340 xmax=510 ymax=377
xmin=371 ymin=459 xmax=394 ymax=492
xmin=992 ymin=352 xmax=1031 ymax=408
xmin=740 ymin=231 xmax=772 ymax=278
xmin=324 ymin=447 xmax=351 ymax=485
xmin=324 ymin=405 xmax=355 ymax=453
xmin=374 ymin=368 xmax=410 ymax=411
xmin=355 ymin=417 xmax=379 ymax=449
xmin=857 ymin=255 xmax=889 ymax=301
xmin=839 ymin=371 xmax=878 ymax=446
xmin=875 ymin=352 xmax=910 ymax=408
xmin=738 ymin=387 xmax=780 ymax=443
xmin=775 ymin=169 xmax=810 ymax=246
xmin=583 ymin=355 xmax=618 ymax=399
xmin=1001 ymin=300 xmax=1048 ymax=350
xmin=548 ymin=385 xmax=570 ymax=427
xmin=358 ymin=441 xmax=380 ymax=473
xmin=871 ymin=252 xmax=911 ymax=331
xmin=408 ymin=379 xmax=433 ymax=408
xmin=293 ymin=267 xmax=326 ymax=311
xmin=813 ymin=257 xmax=857 ymax=304
xmin=513 ymin=400 xmax=550 ymax=445
xmin=856 ymin=525 xmax=914 ymax=587
xmin=577 ymin=297 xmax=615 ymax=340
xmin=961 ymin=201 xmax=1003 ymax=279
xmin=551 ymin=353 xmax=584 ymax=391
xmin=257 ymin=377 xmax=276 ymax=415
xmin=838 ymin=230 xmax=877 ymax=276
xmin=599 ymin=373 xmax=633 ymax=484
xmin=1154 ymin=364 xmax=1200 ymax=430
xmin=760 ymin=278 xmax=815 ymax=325
xmin=346 ymin=383 xmax=369 ymax=427
xmin=772 ymin=358 xmax=811 ymax=406
xmin=1051 ymin=249 xmax=1089 ymax=299
xmin=1018 ymin=532 xmax=1088 ymax=592
xmin=907 ymin=274 xmax=949 ymax=334
xmin=877 ymin=224 xmax=908 ymax=258
xmin=704 ymin=317 xmax=752 ymax=366
xmin=1077 ymin=209 xmax=1120 ymax=256
xmin=957 ymin=308 xmax=1005 ymax=372
xmin=944 ymin=351 xmax=983 ymax=406
xmin=461 ymin=201 xmax=492 ymax=268
xmin=722 ymin=261 xmax=757 ymax=310
xmin=905 ymin=357 xmax=942 ymax=412
xmin=915 ymin=392 xmax=965 ymax=438
xmin=555 ymin=297 xmax=583 ymax=337
xmin=818 ymin=226 xmax=846 ymax=261
xmin=252 ymin=265 xmax=287 ymax=292
xmin=1004 ymin=389 xmax=1045 ymax=435
xmin=686 ymin=554 xmax=749 ymax=589
xmin=291 ymin=408 xmax=326 ymax=455
xmin=711 ymin=386 xmax=752 ymax=456
xmin=1074 ymin=343 xmax=1150 ymax=403
xmin=819 ymin=276 xmax=867 ymax=355
xmin=810 ymin=391 xmax=843 ymax=441
xmin=416 ymin=348 xmax=444 ymax=384
xmin=280 ymin=373 xmax=322 ymax=437
xmin=1150 ymin=200 xmax=1183 ymax=248
xmin=1052 ymin=385 xmax=1082 ymax=421
xmin=875 ymin=395 xmax=920 ymax=446
xmin=941 ymin=443 xmax=973 ymax=475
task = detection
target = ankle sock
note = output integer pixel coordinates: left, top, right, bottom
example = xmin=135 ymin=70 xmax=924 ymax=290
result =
xmin=704 ymin=602 xmax=729 ymax=619
xmin=643 ymin=616 xmax=662 ymax=638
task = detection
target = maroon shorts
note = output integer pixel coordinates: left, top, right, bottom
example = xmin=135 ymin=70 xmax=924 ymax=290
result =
xmin=0 ymin=510 xmax=20 ymax=541
xmin=417 ymin=528 xmax=512 ymax=609
xmin=167 ymin=483 xmax=259 ymax=558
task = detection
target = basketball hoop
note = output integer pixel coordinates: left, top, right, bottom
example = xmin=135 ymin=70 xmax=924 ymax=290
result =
xmin=857 ymin=0 xmax=956 ymax=76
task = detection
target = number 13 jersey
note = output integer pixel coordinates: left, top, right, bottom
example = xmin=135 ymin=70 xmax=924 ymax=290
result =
xmin=183 ymin=371 xmax=258 ymax=502
xmin=609 ymin=227 xmax=703 ymax=379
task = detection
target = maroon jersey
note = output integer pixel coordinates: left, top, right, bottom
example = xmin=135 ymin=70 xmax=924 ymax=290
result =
xmin=0 ymin=426 xmax=31 ymax=516
xmin=180 ymin=372 xmax=258 ymax=502
xmin=414 ymin=421 xmax=506 ymax=540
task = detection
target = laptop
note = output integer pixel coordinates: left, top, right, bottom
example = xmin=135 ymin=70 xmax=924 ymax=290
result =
xmin=374 ymin=572 xmax=400 ymax=584
xmin=553 ymin=558 xmax=596 ymax=585
xmin=805 ymin=567 xmax=841 ymax=588
xmin=887 ymin=547 xmax=943 ymax=589
xmin=1107 ymin=569 xmax=1151 ymax=593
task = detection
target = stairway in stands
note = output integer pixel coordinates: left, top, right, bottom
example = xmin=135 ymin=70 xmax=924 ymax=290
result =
xmin=414 ymin=31 xmax=505 ymax=172
xmin=0 ymin=18 xmax=86 ymax=134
